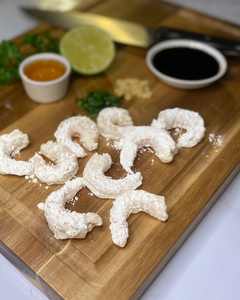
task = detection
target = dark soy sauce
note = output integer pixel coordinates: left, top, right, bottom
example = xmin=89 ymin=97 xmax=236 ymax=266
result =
xmin=153 ymin=47 xmax=219 ymax=80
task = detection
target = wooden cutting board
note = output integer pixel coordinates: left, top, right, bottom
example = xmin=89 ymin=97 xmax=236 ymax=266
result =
xmin=1 ymin=0 xmax=240 ymax=299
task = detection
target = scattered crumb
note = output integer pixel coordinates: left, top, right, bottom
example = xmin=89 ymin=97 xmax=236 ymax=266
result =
xmin=201 ymin=151 xmax=210 ymax=158
xmin=25 ymin=174 xmax=38 ymax=184
xmin=114 ymin=78 xmax=152 ymax=101
xmin=201 ymin=133 xmax=224 ymax=158
xmin=208 ymin=133 xmax=223 ymax=147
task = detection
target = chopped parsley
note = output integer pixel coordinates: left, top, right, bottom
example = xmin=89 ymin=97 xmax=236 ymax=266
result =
xmin=0 ymin=40 xmax=24 ymax=84
xmin=22 ymin=32 xmax=59 ymax=53
xmin=76 ymin=90 xmax=123 ymax=117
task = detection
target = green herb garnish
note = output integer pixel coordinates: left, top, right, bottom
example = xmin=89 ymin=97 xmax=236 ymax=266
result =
xmin=0 ymin=32 xmax=59 ymax=84
xmin=76 ymin=90 xmax=123 ymax=117
xmin=0 ymin=40 xmax=24 ymax=84
xmin=22 ymin=32 xmax=59 ymax=53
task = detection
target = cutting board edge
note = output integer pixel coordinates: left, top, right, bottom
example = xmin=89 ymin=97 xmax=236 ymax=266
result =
xmin=0 ymin=239 xmax=64 ymax=300
xmin=131 ymin=161 xmax=240 ymax=300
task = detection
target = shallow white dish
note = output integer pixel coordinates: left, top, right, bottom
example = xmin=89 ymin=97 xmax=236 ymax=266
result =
xmin=146 ymin=39 xmax=227 ymax=89
xmin=19 ymin=52 xmax=71 ymax=103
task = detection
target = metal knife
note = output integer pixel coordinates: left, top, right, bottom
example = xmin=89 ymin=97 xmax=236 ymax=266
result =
xmin=21 ymin=7 xmax=240 ymax=56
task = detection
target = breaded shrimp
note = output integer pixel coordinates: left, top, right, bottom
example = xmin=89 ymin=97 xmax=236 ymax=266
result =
xmin=30 ymin=141 xmax=78 ymax=185
xmin=109 ymin=190 xmax=168 ymax=247
xmin=0 ymin=129 xmax=33 ymax=176
xmin=151 ymin=108 xmax=205 ymax=148
xmin=97 ymin=107 xmax=134 ymax=140
xmin=83 ymin=153 xmax=142 ymax=199
xmin=54 ymin=116 xmax=100 ymax=158
xmin=118 ymin=126 xmax=177 ymax=173
xmin=38 ymin=177 xmax=102 ymax=239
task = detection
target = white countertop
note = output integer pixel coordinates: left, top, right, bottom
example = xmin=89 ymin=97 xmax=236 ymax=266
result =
xmin=0 ymin=1 xmax=240 ymax=299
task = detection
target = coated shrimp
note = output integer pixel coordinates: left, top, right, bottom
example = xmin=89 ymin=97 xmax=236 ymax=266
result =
xmin=118 ymin=126 xmax=177 ymax=173
xmin=30 ymin=141 xmax=78 ymax=185
xmin=110 ymin=190 xmax=168 ymax=247
xmin=54 ymin=116 xmax=100 ymax=158
xmin=0 ymin=129 xmax=33 ymax=176
xmin=97 ymin=107 xmax=134 ymax=140
xmin=151 ymin=108 xmax=205 ymax=148
xmin=83 ymin=153 xmax=142 ymax=199
xmin=38 ymin=177 xmax=102 ymax=239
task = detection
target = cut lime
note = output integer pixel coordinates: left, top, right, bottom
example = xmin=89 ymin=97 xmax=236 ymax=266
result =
xmin=60 ymin=25 xmax=115 ymax=75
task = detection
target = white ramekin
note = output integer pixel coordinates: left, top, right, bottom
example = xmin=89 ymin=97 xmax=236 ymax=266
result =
xmin=19 ymin=52 xmax=71 ymax=103
xmin=146 ymin=39 xmax=227 ymax=89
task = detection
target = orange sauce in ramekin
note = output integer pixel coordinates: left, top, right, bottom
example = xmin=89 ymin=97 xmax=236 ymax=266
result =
xmin=24 ymin=60 xmax=66 ymax=81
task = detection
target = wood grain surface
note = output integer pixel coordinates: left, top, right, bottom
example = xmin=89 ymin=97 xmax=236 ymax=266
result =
xmin=0 ymin=0 xmax=240 ymax=299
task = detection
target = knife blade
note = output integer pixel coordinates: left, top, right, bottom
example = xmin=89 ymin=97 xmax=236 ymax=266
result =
xmin=21 ymin=7 xmax=240 ymax=56
xmin=21 ymin=8 xmax=154 ymax=47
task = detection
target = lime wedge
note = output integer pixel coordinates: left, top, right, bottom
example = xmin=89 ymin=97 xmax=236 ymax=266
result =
xmin=60 ymin=25 xmax=115 ymax=75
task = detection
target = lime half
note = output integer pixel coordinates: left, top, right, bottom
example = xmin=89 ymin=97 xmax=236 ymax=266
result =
xmin=60 ymin=25 xmax=115 ymax=75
